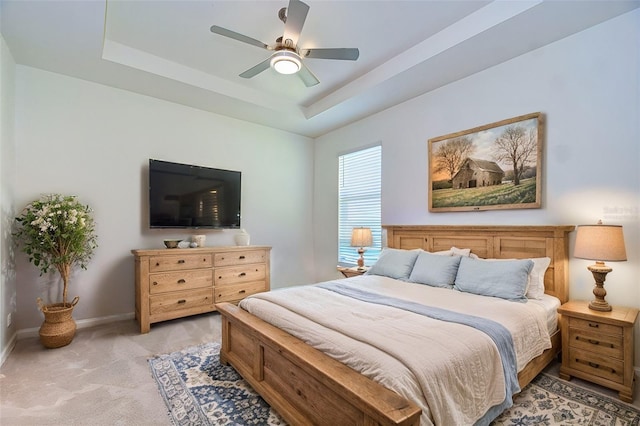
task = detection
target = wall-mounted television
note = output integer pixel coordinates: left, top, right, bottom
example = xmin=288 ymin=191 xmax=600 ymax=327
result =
xmin=149 ymin=159 xmax=241 ymax=229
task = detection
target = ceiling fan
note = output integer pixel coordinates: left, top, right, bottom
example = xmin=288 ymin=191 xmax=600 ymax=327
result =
xmin=210 ymin=0 xmax=359 ymax=87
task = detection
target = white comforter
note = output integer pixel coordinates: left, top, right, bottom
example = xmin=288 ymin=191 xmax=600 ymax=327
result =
xmin=239 ymin=275 xmax=552 ymax=426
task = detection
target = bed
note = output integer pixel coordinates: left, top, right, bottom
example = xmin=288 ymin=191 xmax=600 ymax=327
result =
xmin=217 ymin=225 xmax=574 ymax=425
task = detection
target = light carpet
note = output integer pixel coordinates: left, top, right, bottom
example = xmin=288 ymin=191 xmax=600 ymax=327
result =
xmin=149 ymin=342 xmax=640 ymax=426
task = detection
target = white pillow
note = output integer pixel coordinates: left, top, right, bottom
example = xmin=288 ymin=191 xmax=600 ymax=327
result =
xmin=526 ymin=257 xmax=551 ymax=300
xmin=450 ymin=246 xmax=471 ymax=256
xmin=429 ymin=247 xmax=471 ymax=256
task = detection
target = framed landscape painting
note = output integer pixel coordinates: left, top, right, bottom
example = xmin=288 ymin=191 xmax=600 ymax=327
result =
xmin=428 ymin=112 xmax=543 ymax=212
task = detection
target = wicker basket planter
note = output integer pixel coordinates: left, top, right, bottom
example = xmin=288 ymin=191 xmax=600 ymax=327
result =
xmin=37 ymin=296 xmax=79 ymax=349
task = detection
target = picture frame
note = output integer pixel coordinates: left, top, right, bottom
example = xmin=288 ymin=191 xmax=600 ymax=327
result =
xmin=428 ymin=112 xmax=543 ymax=212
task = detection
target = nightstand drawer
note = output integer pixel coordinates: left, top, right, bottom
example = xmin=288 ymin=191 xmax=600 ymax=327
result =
xmin=569 ymin=317 xmax=622 ymax=336
xmin=149 ymin=288 xmax=213 ymax=315
xmin=149 ymin=270 xmax=213 ymax=294
xmin=569 ymin=328 xmax=623 ymax=359
xmin=215 ymin=264 xmax=266 ymax=286
xmin=149 ymin=254 xmax=213 ymax=272
xmin=568 ymin=348 xmax=624 ymax=384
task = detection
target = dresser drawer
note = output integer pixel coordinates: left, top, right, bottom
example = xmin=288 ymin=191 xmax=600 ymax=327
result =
xmin=568 ymin=347 xmax=624 ymax=384
xmin=149 ymin=288 xmax=213 ymax=315
xmin=569 ymin=317 xmax=622 ymax=336
xmin=149 ymin=254 xmax=212 ymax=272
xmin=214 ymin=249 xmax=267 ymax=267
xmin=215 ymin=264 xmax=266 ymax=286
xmin=215 ymin=281 xmax=267 ymax=303
xmin=149 ymin=270 xmax=213 ymax=294
xmin=569 ymin=327 xmax=623 ymax=359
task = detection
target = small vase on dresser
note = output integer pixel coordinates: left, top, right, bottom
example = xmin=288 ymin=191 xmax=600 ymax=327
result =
xmin=234 ymin=229 xmax=250 ymax=246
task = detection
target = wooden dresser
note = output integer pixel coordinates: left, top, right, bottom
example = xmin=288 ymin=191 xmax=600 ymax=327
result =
xmin=132 ymin=246 xmax=271 ymax=333
xmin=558 ymin=300 xmax=638 ymax=403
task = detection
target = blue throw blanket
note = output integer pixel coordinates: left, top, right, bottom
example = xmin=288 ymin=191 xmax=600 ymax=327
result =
xmin=317 ymin=282 xmax=520 ymax=426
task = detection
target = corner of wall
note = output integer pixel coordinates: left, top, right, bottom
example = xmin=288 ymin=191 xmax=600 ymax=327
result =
xmin=0 ymin=33 xmax=18 ymax=364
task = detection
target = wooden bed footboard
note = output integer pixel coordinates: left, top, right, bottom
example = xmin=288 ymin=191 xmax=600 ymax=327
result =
xmin=218 ymin=302 xmax=561 ymax=426
xmin=217 ymin=302 xmax=421 ymax=426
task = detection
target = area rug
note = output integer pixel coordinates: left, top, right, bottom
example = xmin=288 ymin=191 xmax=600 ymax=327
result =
xmin=149 ymin=342 xmax=640 ymax=426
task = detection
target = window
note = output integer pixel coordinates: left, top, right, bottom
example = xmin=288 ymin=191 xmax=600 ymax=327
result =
xmin=338 ymin=145 xmax=382 ymax=266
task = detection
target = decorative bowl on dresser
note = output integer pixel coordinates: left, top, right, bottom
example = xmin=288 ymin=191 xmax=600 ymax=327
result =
xmin=558 ymin=300 xmax=639 ymax=403
xmin=132 ymin=246 xmax=271 ymax=333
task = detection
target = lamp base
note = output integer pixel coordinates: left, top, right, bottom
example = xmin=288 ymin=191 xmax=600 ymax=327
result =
xmin=356 ymin=247 xmax=365 ymax=270
xmin=587 ymin=262 xmax=612 ymax=312
xmin=588 ymin=299 xmax=612 ymax=312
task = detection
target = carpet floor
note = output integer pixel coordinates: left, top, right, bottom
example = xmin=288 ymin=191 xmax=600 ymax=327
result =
xmin=149 ymin=342 xmax=640 ymax=426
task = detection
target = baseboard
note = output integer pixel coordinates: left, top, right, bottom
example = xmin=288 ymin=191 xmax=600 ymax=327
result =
xmin=0 ymin=331 xmax=18 ymax=367
xmin=16 ymin=312 xmax=136 ymax=340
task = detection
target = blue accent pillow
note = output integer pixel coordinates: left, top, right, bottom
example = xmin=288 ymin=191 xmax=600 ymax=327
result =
xmin=366 ymin=248 xmax=419 ymax=280
xmin=454 ymin=257 xmax=534 ymax=302
xmin=409 ymin=251 xmax=462 ymax=288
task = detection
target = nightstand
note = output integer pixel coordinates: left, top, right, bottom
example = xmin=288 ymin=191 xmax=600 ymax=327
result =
xmin=337 ymin=266 xmax=368 ymax=278
xmin=558 ymin=300 xmax=639 ymax=403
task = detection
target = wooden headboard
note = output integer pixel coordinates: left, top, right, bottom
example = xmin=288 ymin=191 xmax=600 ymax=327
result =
xmin=384 ymin=225 xmax=575 ymax=304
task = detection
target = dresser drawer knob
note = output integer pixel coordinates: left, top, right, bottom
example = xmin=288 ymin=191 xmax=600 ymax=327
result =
xmin=239 ymin=272 xmax=246 ymax=277
xmin=239 ymin=290 xmax=246 ymax=294
xmin=239 ymin=255 xmax=246 ymax=260
xmin=177 ymin=259 xmax=185 ymax=264
xmin=588 ymin=361 xmax=599 ymax=368
xmin=588 ymin=323 xmax=599 ymax=328
xmin=177 ymin=279 xmax=186 ymax=284
xmin=152 ymin=281 xmax=158 ymax=286
xmin=177 ymin=299 xmax=186 ymax=304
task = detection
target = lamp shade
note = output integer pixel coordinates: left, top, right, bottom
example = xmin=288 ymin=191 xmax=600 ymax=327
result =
xmin=574 ymin=223 xmax=627 ymax=262
xmin=351 ymin=227 xmax=372 ymax=248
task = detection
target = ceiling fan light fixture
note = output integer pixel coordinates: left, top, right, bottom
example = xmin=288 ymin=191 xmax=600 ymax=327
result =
xmin=270 ymin=51 xmax=301 ymax=74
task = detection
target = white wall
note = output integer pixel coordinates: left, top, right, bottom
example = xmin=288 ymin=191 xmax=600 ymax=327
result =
xmin=0 ymin=33 xmax=17 ymax=363
xmin=13 ymin=66 xmax=315 ymax=330
xmin=314 ymin=11 xmax=640 ymax=365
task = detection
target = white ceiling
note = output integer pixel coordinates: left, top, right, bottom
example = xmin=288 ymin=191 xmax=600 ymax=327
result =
xmin=1 ymin=0 xmax=638 ymax=137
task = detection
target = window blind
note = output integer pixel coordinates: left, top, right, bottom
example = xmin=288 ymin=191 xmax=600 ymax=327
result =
xmin=338 ymin=145 xmax=382 ymax=266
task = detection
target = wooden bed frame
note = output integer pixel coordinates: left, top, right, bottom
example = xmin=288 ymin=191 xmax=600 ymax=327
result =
xmin=217 ymin=225 xmax=574 ymax=426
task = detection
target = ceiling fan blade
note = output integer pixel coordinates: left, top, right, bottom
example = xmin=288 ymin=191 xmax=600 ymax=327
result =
xmin=303 ymin=48 xmax=360 ymax=61
xmin=210 ymin=25 xmax=269 ymax=50
xmin=239 ymin=58 xmax=272 ymax=79
xmin=282 ymin=0 xmax=309 ymax=45
xmin=297 ymin=62 xmax=319 ymax=87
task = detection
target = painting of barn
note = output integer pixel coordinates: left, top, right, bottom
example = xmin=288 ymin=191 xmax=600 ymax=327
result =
xmin=452 ymin=158 xmax=504 ymax=189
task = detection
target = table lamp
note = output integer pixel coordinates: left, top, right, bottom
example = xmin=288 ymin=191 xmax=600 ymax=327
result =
xmin=574 ymin=220 xmax=627 ymax=312
xmin=351 ymin=227 xmax=373 ymax=270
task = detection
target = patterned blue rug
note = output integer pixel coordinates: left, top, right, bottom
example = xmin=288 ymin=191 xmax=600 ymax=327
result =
xmin=149 ymin=342 xmax=640 ymax=426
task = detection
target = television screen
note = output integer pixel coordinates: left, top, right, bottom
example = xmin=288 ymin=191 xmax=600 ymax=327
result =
xmin=149 ymin=159 xmax=241 ymax=229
